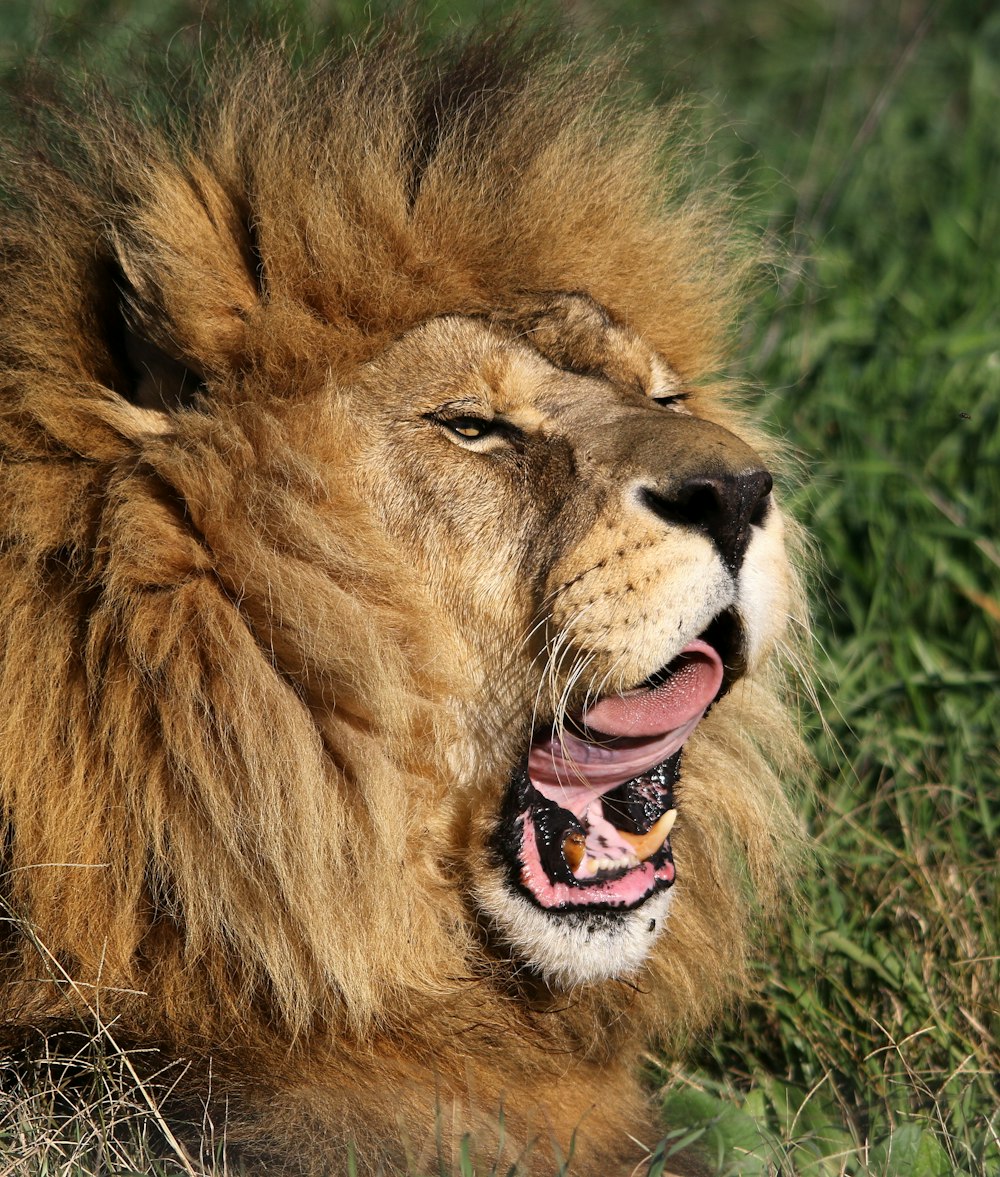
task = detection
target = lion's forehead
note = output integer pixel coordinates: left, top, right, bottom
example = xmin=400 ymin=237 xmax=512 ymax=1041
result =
xmin=372 ymin=296 xmax=680 ymax=418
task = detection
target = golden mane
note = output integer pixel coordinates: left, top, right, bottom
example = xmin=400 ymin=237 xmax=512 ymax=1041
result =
xmin=0 ymin=31 xmax=808 ymax=1173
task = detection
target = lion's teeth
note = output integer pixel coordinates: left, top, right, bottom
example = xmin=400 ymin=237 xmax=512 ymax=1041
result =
xmin=617 ymin=809 xmax=677 ymax=862
xmin=591 ymin=855 xmax=638 ymax=874
xmin=571 ymin=849 xmax=648 ymax=879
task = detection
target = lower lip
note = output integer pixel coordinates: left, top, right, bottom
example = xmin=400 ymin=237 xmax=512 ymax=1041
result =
xmin=517 ymin=815 xmax=675 ymax=910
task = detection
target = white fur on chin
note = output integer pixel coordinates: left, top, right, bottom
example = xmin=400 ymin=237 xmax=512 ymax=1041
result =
xmin=479 ymin=878 xmax=674 ymax=987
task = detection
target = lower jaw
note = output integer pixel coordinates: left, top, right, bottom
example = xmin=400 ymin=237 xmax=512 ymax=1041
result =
xmin=493 ymin=754 xmax=680 ymax=916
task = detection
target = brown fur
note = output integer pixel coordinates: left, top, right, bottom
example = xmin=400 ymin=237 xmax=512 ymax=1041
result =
xmin=0 ymin=33 xmax=808 ymax=1175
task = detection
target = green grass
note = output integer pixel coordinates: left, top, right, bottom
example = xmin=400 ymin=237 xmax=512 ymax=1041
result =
xmin=652 ymin=2 xmax=999 ymax=1171
xmin=1 ymin=1 xmax=997 ymax=1174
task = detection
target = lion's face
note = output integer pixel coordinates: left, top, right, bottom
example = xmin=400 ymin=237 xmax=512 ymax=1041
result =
xmin=346 ymin=294 xmax=790 ymax=986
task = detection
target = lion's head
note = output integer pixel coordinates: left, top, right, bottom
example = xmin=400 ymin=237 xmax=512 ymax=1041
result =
xmin=0 ymin=32 xmax=806 ymax=1171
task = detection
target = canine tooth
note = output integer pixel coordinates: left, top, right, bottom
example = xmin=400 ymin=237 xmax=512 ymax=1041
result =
xmin=562 ymin=831 xmax=586 ymax=872
xmin=618 ymin=809 xmax=677 ymax=862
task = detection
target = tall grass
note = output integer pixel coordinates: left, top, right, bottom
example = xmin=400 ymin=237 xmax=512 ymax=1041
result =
xmin=1 ymin=1 xmax=997 ymax=1173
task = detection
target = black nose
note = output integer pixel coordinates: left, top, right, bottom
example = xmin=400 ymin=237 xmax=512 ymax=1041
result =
xmin=642 ymin=468 xmax=773 ymax=573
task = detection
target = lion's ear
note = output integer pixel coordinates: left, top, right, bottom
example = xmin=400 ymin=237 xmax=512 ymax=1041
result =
xmin=109 ymin=155 xmax=259 ymax=413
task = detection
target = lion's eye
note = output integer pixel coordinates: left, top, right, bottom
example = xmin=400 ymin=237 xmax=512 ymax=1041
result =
xmin=426 ymin=407 xmax=521 ymax=448
xmin=444 ymin=416 xmax=496 ymax=439
xmin=652 ymin=393 xmax=690 ymax=409
xmin=429 ymin=413 xmax=518 ymax=445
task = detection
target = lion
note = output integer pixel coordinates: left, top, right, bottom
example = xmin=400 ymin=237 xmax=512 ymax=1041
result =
xmin=0 ymin=31 xmax=806 ymax=1177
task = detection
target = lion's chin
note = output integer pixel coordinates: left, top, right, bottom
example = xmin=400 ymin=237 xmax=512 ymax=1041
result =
xmin=477 ymin=874 xmax=675 ymax=987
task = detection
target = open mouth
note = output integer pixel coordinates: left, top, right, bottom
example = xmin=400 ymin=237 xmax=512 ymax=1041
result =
xmin=498 ymin=614 xmax=742 ymax=913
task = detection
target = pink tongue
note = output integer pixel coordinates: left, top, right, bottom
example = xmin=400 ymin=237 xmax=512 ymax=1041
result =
xmin=527 ymin=641 xmax=724 ymax=806
xmin=582 ymin=640 xmax=723 ymax=737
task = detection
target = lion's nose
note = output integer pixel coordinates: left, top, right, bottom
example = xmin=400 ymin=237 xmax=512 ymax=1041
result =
xmin=641 ymin=468 xmax=773 ymax=574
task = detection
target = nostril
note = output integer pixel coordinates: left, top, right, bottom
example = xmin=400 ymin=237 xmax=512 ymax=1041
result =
xmin=642 ymin=481 xmax=722 ymax=532
xmin=747 ymin=470 xmax=773 ymax=528
xmin=749 ymin=483 xmax=772 ymax=529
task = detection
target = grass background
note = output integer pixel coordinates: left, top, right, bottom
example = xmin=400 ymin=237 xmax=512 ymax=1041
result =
xmin=0 ymin=1 xmax=997 ymax=1174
